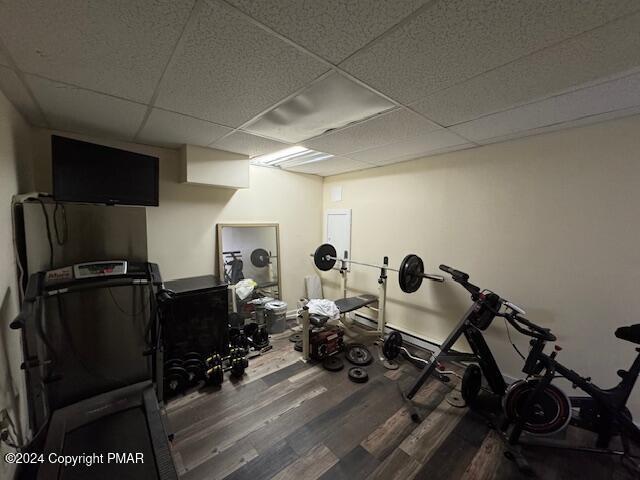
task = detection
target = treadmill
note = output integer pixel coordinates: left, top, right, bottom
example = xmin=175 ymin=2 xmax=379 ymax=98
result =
xmin=11 ymin=260 xmax=178 ymax=480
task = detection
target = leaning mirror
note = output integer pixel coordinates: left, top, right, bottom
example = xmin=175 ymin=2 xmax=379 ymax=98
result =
xmin=217 ymin=223 xmax=281 ymax=317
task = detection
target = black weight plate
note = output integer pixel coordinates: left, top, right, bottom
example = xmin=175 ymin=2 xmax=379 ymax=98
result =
xmin=165 ymin=358 xmax=184 ymax=369
xmin=251 ymin=248 xmax=270 ymax=268
xmin=461 ymin=364 xmax=482 ymax=405
xmin=348 ymin=367 xmax=369 ymax=383
xmin=183 ymin=352 xmax=203 ymax=362
xmin=289 ymin=332 xmax=303 ymax=343
xmin=165 ymin=366 xmax=189 ymax=393
xmin=183 ymin=359 xmax=205 ymax=379
xmin=383 ymin=331 xmax=403 ymax=360
xmin=322 ymin=355 xmax=344 ymax=372
xmin=314 ymin=243 xmax=337 ymax=271
xmin=294 ymin=340 xmax=303 ymax=352
xmin=345 ymin=344 xmax=373 ymax=366
xmin=399 ymin=254 xmax=424 ymax=293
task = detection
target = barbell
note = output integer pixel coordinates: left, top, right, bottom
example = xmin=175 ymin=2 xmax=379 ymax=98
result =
xmin=311 ymin=243 xmax=444 ymax=293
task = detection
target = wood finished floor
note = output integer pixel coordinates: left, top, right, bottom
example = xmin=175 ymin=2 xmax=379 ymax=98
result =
xmin=166 ymin=331 xmax=637 ymax=480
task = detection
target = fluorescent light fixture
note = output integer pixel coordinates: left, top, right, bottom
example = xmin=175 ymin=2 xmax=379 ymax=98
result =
xmin=252 ymin=146 xmax=334 ymax=168
xmin=251 ymin=146 xmax=308 ymax=165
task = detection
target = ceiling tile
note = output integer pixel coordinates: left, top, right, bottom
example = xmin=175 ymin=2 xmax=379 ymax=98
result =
xmin=340 ymin=0 xmax=640 ymax=104
xmin=137 ymin=109 xmax=232 ymax=148
xmin=0 ymin=66 xmax=47 ymax=126
xmin=303 ymin=107 xmax=441 ymax=155
xmin=412 ymin=13 xmax=640 ymax=126
xmin=244 ymin=72 xmax=394 ymax=143
xmin=225 ymin=0 xmax=429 ymax=64
xmin=449 ymin=72 xmax=640 ymax=143
xmin=348 ymin=129 xmax=471 ymax=165
xmin=155 ymin=0 xmax=328 ymax=127
xmin=210 ymin=131 xmax=291 ymax=157
xmin=285 ymin=156 xmax=374 ymax=176
xmin=0 ymin=0 xmax=196 ymax=103
xmin=26 ymin=75 xmax=147 ymax=140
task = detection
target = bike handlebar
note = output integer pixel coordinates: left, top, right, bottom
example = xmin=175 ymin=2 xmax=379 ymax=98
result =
xmin=504 ymin=312 xmax=556 ymax=342
xmin=440 ymin=264 xmax=556 ymax=343
xmin=439 ymin=264 xmax=469 ymax=281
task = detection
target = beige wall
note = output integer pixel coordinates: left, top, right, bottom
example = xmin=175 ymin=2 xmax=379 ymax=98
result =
xmin=30 ymin=129 xmax=323 ymax=307
xmin=0 ymin=90 xmax=34 ymax=478
xmin=323 ymin=114 xmax=640 ymax=415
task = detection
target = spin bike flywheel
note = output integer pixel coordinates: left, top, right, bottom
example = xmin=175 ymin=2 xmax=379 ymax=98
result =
xmin=503 ymin=379 xmax=572 ymax=436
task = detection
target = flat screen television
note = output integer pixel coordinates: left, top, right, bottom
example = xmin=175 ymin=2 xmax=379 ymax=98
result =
xmin=52 ymin=135 xmax=159 ymax=206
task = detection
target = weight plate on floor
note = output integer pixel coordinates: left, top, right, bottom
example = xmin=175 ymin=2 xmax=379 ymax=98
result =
xmin=289 ymin=332 xmax=303 ymax=343
xmin=322 ymin=355 xmax=344 ymax=372
xmin=165 ymin=366 xmax=189 ymax=394
xmin=399 ymin=254 xmax=424 ymax=293
xmin=294 ymin=340 xmax=303 ymax=352
xmin=348 ymin=367 xmax=369 ymax=383
xmin=165 ymin=358 xmax=184 ymax=369
xmin=250 ymin=248 xmax=270 ymax=268
xmin=345 ymin=344 xmax=373 ymax=366
xmin=314 ymin=244 xmax=337 ymax=271
xmin=383 ymin=360 xmax=399 ymax=370
xmin=183 ymin=352 xmax=203 ymax=362
xmin=184 ymin=359 xmax=206 ymax=382
xmin=383 ymin=332 xmax=403 ymax=360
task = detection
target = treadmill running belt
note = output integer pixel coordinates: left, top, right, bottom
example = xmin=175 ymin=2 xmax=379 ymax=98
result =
xmin=61 ymin=407 xmax=157 ymax=480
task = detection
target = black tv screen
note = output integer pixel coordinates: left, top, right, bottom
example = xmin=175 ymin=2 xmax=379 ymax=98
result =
xmin=52 ymin=135 xmax=159 ymax=206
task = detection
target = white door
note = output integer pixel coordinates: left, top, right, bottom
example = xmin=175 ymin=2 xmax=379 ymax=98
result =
xmin=326 ymin=209 xmax=351 ymax=266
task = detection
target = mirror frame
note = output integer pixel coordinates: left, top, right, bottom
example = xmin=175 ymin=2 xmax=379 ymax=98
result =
xmin=216 ymin=223 xmax=282 ymax=298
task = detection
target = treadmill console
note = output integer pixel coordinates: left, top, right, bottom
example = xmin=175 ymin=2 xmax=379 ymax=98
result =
xmin=44 ymin=261 xmax=128 ymax=286
xmin=73 ymin=260 xmax=128 ymax=279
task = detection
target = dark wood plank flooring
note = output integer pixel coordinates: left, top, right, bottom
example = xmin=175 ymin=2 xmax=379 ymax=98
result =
xmin=167 ymin=330 xmax=637 ymax=480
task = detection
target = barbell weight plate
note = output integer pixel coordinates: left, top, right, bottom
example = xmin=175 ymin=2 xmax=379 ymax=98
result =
xmin=348 ymin=367 xmax=369 ymax=383
xmin=399 ymin=254 xmax=424 ymax=293
xmin=184 ymin=359 xmax=206 ymax=378
xmin=314 ymin=243 xmax=337 ymax=271
xmin=250 ymin=248 xmax=270 ymax=268
xmin=165 ymin=358 xmax=184 ymax=369
xmin=345 ymin=344 xmax=373 ymax=366
xmin=165 ymin=366 xmax=189 ymax=393
xmin=294 ymin=340 xmax=303 ymax=352
xmin=289 ymin=333 xmax=302 ymax=343
xmin=322 ymin=355 xmax=344 ymax=372
xmin=183 ymin=352 xmax=203 ymax=362
xmin=383 ymin=331 xmax=403 ymax=361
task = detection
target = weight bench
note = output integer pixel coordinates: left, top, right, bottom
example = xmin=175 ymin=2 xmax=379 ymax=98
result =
xmin=335 ymin=294 xmax=378 ymax=313
xmin=300 ymin=294 xmax=379 ymax=361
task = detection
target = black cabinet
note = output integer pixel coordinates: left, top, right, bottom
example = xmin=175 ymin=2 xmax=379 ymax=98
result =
xmin=163 ymin=275 xmax=229 ymax=359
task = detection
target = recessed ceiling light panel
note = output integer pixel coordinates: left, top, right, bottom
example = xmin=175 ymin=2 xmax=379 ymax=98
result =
xmin=252 ymin=146 xmax=334 ymax=168
xmin=243 ymin=72 xmax=395 ymax=143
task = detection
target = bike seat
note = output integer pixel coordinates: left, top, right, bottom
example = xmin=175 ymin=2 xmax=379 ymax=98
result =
xmin=310 ymin=314 xmax=329 ymax=328
xmin=615 ymin=324 xmax=640 ymax=345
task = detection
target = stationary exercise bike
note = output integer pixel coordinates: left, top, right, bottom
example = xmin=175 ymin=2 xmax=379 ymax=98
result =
xmin=499 ymin=311 xmax=640 ymax=472
xmin=383 ymin=265 xmax=526 ymax=420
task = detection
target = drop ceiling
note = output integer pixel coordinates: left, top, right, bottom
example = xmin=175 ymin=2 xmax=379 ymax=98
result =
xmin=0 ymin=0 xmax=639 ymax=177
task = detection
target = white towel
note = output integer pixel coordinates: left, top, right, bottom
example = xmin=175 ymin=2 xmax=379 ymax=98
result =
xmin=305 ymin=274 xmax=323 ymax=300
